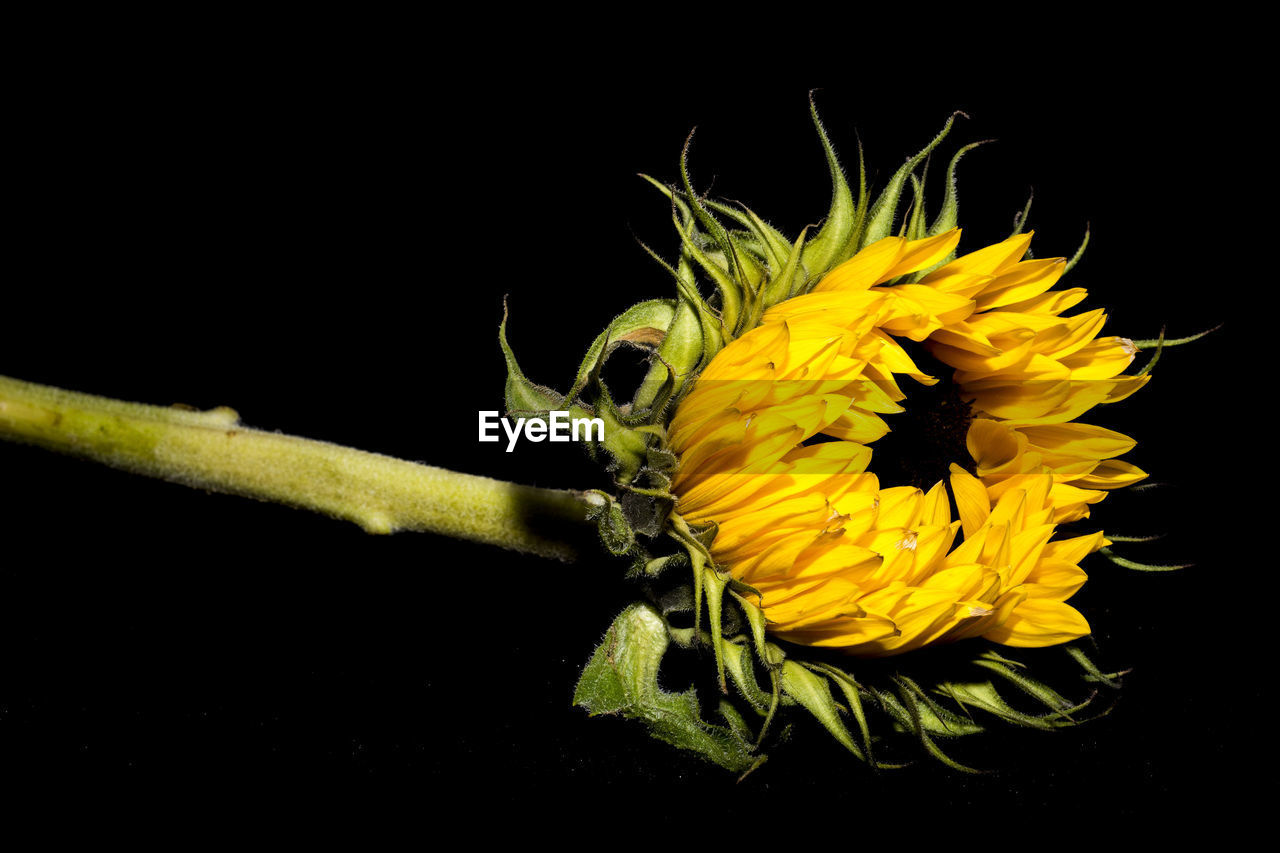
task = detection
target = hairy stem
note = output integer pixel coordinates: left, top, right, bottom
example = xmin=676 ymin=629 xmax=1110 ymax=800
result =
xmin=0 ymin=374 xmax=592 ymax=561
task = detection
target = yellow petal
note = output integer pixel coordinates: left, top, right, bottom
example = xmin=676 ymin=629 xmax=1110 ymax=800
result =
xmin=880 ymin=229 xmax=962 ymax=280
xmin=982 ymin=599 xmax=1091 ymax=647
xmin=813 ymin=236 xmax=906 ymax=292
xmin=919 ymin=232 xmax=1032 ymax=280
xmin=949 ymin=464 xmax=990 ymax=538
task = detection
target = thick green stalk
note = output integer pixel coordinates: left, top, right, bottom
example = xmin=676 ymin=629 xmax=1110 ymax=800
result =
xmin=0 ymin=374 xmax=591 ymax=561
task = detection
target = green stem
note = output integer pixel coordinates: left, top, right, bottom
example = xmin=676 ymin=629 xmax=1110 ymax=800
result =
xmin=0 ymin=374 xmax=592 ymax=561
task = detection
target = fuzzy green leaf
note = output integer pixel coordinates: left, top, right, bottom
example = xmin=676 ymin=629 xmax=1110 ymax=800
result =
xmin=574 ymin=603 xmax=759 ymax=772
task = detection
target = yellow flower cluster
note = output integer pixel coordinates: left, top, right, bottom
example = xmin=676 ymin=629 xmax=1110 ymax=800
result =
xmin=669 ymin=229 xmax=1144 ymax=655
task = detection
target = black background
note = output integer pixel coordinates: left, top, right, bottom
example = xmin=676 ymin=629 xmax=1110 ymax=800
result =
xmin=0 ymin=32 xmax=1265 ymax=832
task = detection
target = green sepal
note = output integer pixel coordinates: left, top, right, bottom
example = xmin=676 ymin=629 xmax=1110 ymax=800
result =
xmin=499 ymin=300 xmax=564 ymax=415
xmin=595 ymin=404 xmax=650 ymax=485
xmin=873 ymin=686 xmax=981 ymax=773
xmin=1010 ymin=189 xmax=1034 ymax=237
xmin=1066 ymin=645 xmax=1128 ymax=689
xmin=1098 ymin=545 xmax=1193 ymax=572
xmin=1134 ymin=326 xmax=1165 ymax=377
xmin=781 ymin=660 xmax=865 ymax=760
xmin=938 ymin=681 xmax=1082 ymax=731
xmin=579 ymin=367 xmax=656 ymax=484
xmin=676 ymin=530 xmax=708 ymax=638
xmin=645 ymin=443 xmax=679 ymax=479
xmin=633 ymin=296 xmax=703 ymax=413
xmin=1132 ymin=323 xmax=1222 ymax=349
xmin=703 ymin=565 xmax=729 ymax=691
xmin=663 ymin=190 xmax=795 ymax=279
xmin=718 ymin=700 xmax=755 ymax=745
xmin=640 ymin=173 xmax=734 ymax=349
xmin=671 ymin=206 xmax=742 ymax=336
xmin=861 ymin=112 xmax=961 ymax=248
xmin=632 ymin=218 xmax=725 ymax=368
xmin=891 ymin=675 xmax=984 ymax=737
xmin=719 ymin=636 xmax=773 ymax=713
xmin=763 ymin=226 xmax=810 ymax=309
xmin=569 ymin=299 xmax=676 ymax=404
xmin=1101 ymin=532 xmax=1164 ymax=543
xmin=573 ymin=603 xmax=761 ymax=773
xmin=927 ymin=140 xmax=987 ymax=239
xmin=835 ymin=135 xmax=869 ymax=265
xmin=979 ymin=648 xmax=1028 ymax=669
xmin=641 ymin=551 xmax=688 ymax=579
xmin=583 ymin=490 xmax=635 ymax=556
xmin=974 ymin=651 xmax=1081 ymax=714
xmin=808 ymin=663 xmax=876 ymax=766
xmin=728 ymin=230 xmax=766 ymax=293
xmin=904 ymin=173 xmax=927 ymax=241
xmin=679 ymin=130 xmax=744 ymax=288
xmin=1063 ymin=224 xmax=1090 ymax=274
xmin=674 ymin=254 xmax=725 ymax=364
xmin=730 ymin=204 xmax=795 ymax=272
xmin=729 ymin=589 xmax=779 ymax=668
xmin=800 ymin=93 xmax=856 ymax=276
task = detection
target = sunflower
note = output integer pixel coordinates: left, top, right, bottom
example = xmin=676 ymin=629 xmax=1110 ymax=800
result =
xmin=668 ymin=227 xmax=1143 ymax=655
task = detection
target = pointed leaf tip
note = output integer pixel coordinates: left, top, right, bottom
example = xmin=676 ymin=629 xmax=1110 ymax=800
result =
xmin=863 ymin=112 xmax=963 ymax=248
xmin=801 ymin=91 xmax=855 ymax=276
xmin=1064 ymin=223 xmax=1090 ymax=273
xmin=499 ymin=297 xmax=564 ymax=415
xmin=1099 ymin=546 xmax=1192 ymax=572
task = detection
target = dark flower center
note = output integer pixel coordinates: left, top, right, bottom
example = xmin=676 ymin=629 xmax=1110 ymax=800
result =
xmin=870 ymin=349 xmax=975 ymax=491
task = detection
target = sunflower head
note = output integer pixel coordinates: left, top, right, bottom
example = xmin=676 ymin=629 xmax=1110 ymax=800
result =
xmin=506 ymin=98 xmax=1176 ymax=773
xmin=666 ymin=224 xmax=1147 ymax=659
